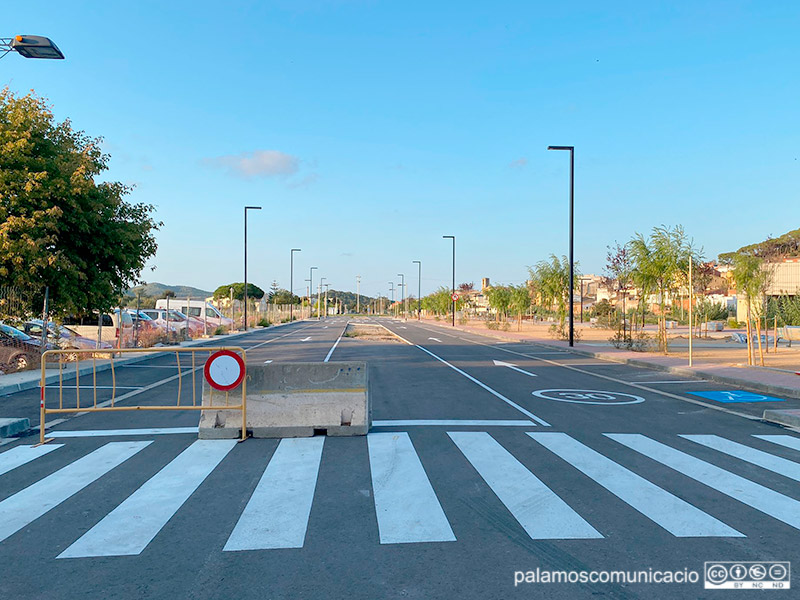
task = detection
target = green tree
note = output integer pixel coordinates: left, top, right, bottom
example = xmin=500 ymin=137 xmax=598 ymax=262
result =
xmin=0 ymin=88 xmax=160 ymax=315
xmin=485 ymin=285 xmax=512 ymax=322
xmin=269 ymin=288 xmax=300 ymax=304
xmin=732 ymin=254 xmax=772 ymax=366
xmin=212 ymin=282 xmax=265 ymax=301
xmin=509 ymin=284 xmax=531 ymax=331
xmin=528 ymin=254 xmax=579 ymax=338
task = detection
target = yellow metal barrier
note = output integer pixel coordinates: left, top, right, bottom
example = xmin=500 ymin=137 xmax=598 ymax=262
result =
xmin=38 ymin=346 xmax=247 ymax=444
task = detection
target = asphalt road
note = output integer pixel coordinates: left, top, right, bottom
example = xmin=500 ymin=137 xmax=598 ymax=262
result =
xmin=1 ymin=317 xmax=799 ymax=599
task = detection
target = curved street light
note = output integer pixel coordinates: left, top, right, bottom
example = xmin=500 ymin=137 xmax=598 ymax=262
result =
xmin=1 ymin=35 xmax=64 ymax=60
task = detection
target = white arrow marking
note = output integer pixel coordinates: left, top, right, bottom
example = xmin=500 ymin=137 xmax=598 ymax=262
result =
xmin=300 ymin=337 xmax=312 ymax=342
xmin=264 ymin=360 xmax=273 ymax=364
xmin=323 ymin=326 xmax=329 ymax=329
xmin=428 ymin=337 xmax=442 ymax=343
xmin=493 ymin=360 xmax=537 ymax=377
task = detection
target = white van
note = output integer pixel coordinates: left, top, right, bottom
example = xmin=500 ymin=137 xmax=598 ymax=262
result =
xmin=154 ymin=299 xmax=233 ymax=329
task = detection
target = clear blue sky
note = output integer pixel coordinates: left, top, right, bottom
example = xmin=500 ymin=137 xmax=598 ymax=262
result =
xmin=4 ymin=1 xmax=799 ymax=298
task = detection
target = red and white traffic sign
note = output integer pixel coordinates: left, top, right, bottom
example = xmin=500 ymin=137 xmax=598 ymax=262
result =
xmin=204 ymin=350 xmax=246 ymax=391
xmin=451 ymin=293 xmax=459 ymax=301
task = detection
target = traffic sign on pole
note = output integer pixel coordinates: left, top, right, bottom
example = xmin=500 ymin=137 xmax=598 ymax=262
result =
xmin=451 ymin=293 xmax=459 ymax=301
xmin=204 ymin=350 xmax=246 ymax=391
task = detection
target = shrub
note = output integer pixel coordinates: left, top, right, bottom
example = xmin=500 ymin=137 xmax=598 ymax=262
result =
xmin=258 ymin=318 xmax=271 ymax=327
xmin=486 ymin=321 xmax=499 ymax=330
xmin=727 ymin=318 xmax=742 ymax=329
xmin=214 ymin=326 xmax=226 ymax=336
xmin=458 ymin=316 xmax=468 ymax=325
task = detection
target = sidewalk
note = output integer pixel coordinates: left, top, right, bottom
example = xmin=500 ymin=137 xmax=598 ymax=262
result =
xmin=418 ymin=318 xmax=800 ymax=405
xmin=0 ymin=321 xmax=299 ymax=398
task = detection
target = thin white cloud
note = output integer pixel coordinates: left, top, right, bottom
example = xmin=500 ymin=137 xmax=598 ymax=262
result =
xmin=509 ymin=157 xmax=528 ymax=169
xmin=204 ymin=150 xmax=300 ymax=178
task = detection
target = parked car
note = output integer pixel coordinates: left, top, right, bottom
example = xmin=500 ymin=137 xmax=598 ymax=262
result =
xmin=62 ymin=311 xmax=135 ymax=347
xmin=124 ymin=310 xmax=159 ymax=333
xmin=155 ymin=299 xmax=233 ymax=329
xmin=138 ymin=309 xmax=204 ymax=337
xmin=0 ymin=322 xmax=52 ymax=372
xmin=20 ymin=320 xmax=113 ymax=359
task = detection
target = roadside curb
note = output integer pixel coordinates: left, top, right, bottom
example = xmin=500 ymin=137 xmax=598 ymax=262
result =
xmin=0 ymin=323 xmax=299 ymax=398
xmin=420 ymin=321 xmax=800 ymax=402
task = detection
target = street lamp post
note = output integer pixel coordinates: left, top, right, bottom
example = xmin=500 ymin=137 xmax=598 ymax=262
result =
xmin=243 ymin=206 xmax=262 ymax=331
xmin=319 ymin=277 xmax=326 ymax=320
xmin=398 ymin=274 xmax=405 ymax=320
xmin=309 ymin=267 xmax=318 ymax=319
xmin=290 ymin=249 xmax=301 ymax=323
xmin=413 ymin=260 xmax=421 ymax=320
xmin=356 ymin=275 xmax=361 ymax=314
xmin=0 ymin=35 xmax=64 ymax=60
xmin=443 ymin=236 xmax=455 ymax=326
xmin=323 ymin=284 xmax=330 ymax=317
xmin=547 ymin=145 xmax=575 ymax=346
xmin=388 ymin=282 xmax=395 ymax=318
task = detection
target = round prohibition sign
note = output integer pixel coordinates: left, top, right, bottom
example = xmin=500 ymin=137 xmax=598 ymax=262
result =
xmin=451 ymin=293 xmax=459 ymax=301
xmin=204 ymin=350 xmax=246 ymax=391
xmin=532 ymin=389 xmax=645 ymax=405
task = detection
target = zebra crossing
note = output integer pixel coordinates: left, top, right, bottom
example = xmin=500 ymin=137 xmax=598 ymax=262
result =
xmin=1 ymin=431 xmax=799 ymax=558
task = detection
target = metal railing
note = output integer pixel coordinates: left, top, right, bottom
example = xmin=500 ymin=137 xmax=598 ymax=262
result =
xmin=38 ymin=346 xmax=247 ymax=444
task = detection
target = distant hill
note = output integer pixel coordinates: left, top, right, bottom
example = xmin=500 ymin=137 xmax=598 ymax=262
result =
xmin=126 ymin=282 xmax=212 ymax=299
xmin=719 ymin=227 xmax=800 ymax=263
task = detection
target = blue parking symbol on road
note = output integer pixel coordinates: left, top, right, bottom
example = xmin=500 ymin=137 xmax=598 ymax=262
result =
xmin=688 ymin=390 xmax=786 ymax=404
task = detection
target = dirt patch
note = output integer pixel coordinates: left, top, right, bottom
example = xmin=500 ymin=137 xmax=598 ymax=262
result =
xmin=343 ymin=323 xmax=402 ymax=342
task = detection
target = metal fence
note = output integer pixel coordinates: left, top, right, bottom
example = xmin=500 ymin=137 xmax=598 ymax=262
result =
xmin=38 ymin=346 xmax=247 ymax=444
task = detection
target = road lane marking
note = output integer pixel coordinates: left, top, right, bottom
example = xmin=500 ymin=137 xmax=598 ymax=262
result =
xmin=449 ymin=432 xmax=602 ymax=539
xmin=415 ymin=345 xmax=550 ymax=426
xmin=300 ymin=337 xmax=312 ymax=342
xmin=60 ymin=440 xmax=236 ymax=558
xmin=629 ymin=380 xmax=697 ymax=384
xmin=372 ymin=420 xmax=535 ymax=427
xmin=753 ymin=435 xmax=800 ymax=453
xmin=493 ymin=360 xmax=537 ymax=377
xmin=606 ymin=434 xmax=800 ymax=531
xmin=49 ymin=427 xmax=199 ymax=438
xmin=368 ymin=432 xmax=455 ymax=544
xmin=0 ymin=444 xmax=63 ymax=477
xmin=0 ymin=441 xmax=150 ymax=543
xmin=529 ymin=433 xmax=742 ymax=537
xmin=245 ymin=323 xmax=317 ymax=351
xmin=681 ymin=435 xmax=800 ymax=482
xmin=428 ymin=337 xmax=442 ymax=342
xmin=324 ymin=326 xmax=347 ymax=362
xmin=57 ymin=385 xmax=143 ymax=390
xmin=224 ymin=437 xmax=324 ymax=551
xmin=438 ymin=332 xmax=763 ymax=422
xmin=264 ymin=360 xmax=273 ymax=364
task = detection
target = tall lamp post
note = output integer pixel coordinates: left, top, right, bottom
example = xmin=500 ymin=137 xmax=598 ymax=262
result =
xmin=243 ymin=206 xmax=262 ymax=331
xmin=319 ymin=277 xmax=326 ymax=320
xmin=443 ymin=235 xmax=455 ymax=326
xmin=289 ymin=248 xmax=301 ymax=323
xmin=547 ymin=145 xmax=575 ymax=346
xmin=398 ymin=274 xmax=405 ymax=320
xmin=388 ymin=282 xmax=395 ymax=318
xmin=0 ymin=35 xmax=64 ymax=60
xmin=309 ymin=266 xmax=318 ymax=319
xmin=356 ymin=275 xmax=361 ymax=314
xmin=413 ymin=260 xmax=421 ymax=320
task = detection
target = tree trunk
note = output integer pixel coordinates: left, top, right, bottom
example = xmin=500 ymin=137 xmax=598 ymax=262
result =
xmin=755 ymin=315 xmax=765 ymax=366
xmin=745 ymin=303 xmax=753 ymax=366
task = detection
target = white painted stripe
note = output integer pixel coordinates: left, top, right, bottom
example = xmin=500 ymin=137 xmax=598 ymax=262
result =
xmin=224 ymin=437 xmax=324 ymax=551
xmin=324 ymin=329 xmax=345 ymax=362
xmin=372 ymin=420 xmax=535 ymax=427
xmin=368 ymin=432 xmax=455 ymax=544
xmin=0 ymin=444 xmax=63 ymax=477
xmin=0 ymin=441 xmax=150 ymax=542
xmin=57 ymin=386 xmax=143 ymax=390
xmin=416 ymin=345 xmax=550 ymax=427
xmin=529 ymin=433 xmax=741 ymax=537
xmin=49 ymin=427 xmax=199 ymax=438
xmin=754 ymin=435 xmax=800 ymax=453
xmin=449 ymin=432 xmax=602 ymax=539
xmin=631 ymin=381 xmax=696 ymax=384
xmin=607 ymin=434 xmax=800 ymax=531
xmin=59 ymin=440 xmax=235 ymax=558
xmin=682 ymin=435 xmax=800 ymax=482
xmin=119 ymin=365 xmax=195 ymax=369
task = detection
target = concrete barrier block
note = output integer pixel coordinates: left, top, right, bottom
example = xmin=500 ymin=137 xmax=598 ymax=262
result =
xmin=199 ymin=362 xmax=370 ymax=439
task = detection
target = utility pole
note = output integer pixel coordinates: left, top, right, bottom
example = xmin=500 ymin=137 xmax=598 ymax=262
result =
xmin=324 ymin=283 xmax=330 ymax=318
xmin=356 ymin=275 xmax=361 ymax=314
xmin=389 ymin=282 xmax=395 ymax=318
xmin=547 ymin=145 xmax=575 ymax=346
xmin=398 ymin=274 xmax=405 ymax=321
